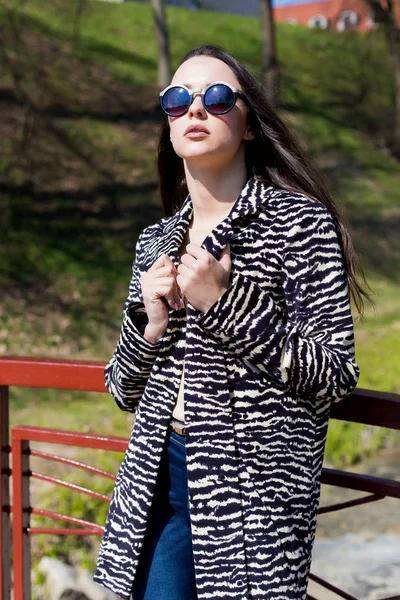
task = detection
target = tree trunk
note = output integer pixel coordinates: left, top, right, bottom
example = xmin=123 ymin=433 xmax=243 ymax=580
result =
xmin=73 ymin=0 xmax=87 ymax=44
xmin=385 ymin=27 xmax=400 ymax=156
xmin=366 ymin=0 xmax=400 ymax=156
xmin=260 ymin=0 xmax=279 ymax=107
xmin=151 ymin=0 xmax=171 ymax=89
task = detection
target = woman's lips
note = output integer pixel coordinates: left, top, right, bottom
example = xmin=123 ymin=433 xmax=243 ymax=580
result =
xmin=184 ymin=125 xmax=210 ymax=138
xmin=184 ymin=130 xmax=210 ymax=138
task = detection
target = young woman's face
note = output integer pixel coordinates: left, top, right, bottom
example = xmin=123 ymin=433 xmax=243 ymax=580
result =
xmin=168 ymin=56 xmax=253 ymax=169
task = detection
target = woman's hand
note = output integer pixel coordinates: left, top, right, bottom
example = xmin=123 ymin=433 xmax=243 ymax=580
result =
xmin=177 ymin=243 xmax=232 ymax=313
xmin=140 ymin=254 xmax=183 ymax=341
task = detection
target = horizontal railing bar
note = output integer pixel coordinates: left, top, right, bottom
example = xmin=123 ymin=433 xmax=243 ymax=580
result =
xmin=330 ymin=388 xmax=400 ymax=429
xmin=309 ymin=572 xmax=358 ymax=600
xmin=28 ymin=527 xmax=103 ymax=536
xmin=12 ymin=426 xmax=128 ymax=452
xmin=30 ymin=449 xmax=117 ymax=480
xmin=0 ymin=356 xmax=107 ymax=392
xmin=2 ymin=356 xmax=400 ymax=429
xmin=318 ymin=493 xmax=384 ymax=514
xmin=30 ymin=508 xmax=102 ymax=530
xmin=30 ymin=472 xmax=111 ymax=503
xmin=1 ymin=357 xmax=399 ymax=422
xmin=321 ymin=467 xmax=400 ymax=498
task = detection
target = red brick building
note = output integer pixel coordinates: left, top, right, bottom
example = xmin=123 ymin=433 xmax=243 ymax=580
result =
xmin=154 ymin=1 xmax=399 ymax=33
xmin=272 ymin=0 xmax=398 ymax=32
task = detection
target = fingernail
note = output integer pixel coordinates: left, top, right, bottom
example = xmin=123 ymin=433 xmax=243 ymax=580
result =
xmin=174 ymin=302 xmax=178 ymax=310
xmin=179 ymin=297 xmax=184 ymax=306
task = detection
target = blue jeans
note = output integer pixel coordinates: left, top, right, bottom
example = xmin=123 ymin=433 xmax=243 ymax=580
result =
xmin=131 ymin=429 xmax=198 ymax=600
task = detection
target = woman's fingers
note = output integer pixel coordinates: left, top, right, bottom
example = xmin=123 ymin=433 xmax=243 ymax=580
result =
xmin=149 ymin=276 xmax=181 ymax=309
xmin=175 ymin=280 xmax=183 ymax=306
xmin=153 ymin=262 xmax=182 ymax=308
xmin=154 ymin=267 xmax=181 ymax=307
xmin=145 ymin=255 xmax=183 ymax=309
xmin=150 ymin=253 xmax=176 ymax=271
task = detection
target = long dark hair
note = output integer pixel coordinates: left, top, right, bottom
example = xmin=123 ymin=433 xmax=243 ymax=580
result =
xmin=157 ymin=44 xmax=372 ymax=317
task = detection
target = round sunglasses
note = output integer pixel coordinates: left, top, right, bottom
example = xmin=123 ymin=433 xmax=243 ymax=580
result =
xmin=159 ymin=81 xmax=248 ymax=117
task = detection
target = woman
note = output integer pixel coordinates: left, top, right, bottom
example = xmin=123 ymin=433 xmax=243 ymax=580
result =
xmin=93 ymin=45 xmax=367 ymax=600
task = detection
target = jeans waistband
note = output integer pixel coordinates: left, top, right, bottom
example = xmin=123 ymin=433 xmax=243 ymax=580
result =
xmin=169 ymin=418 xmax=186 ymax=436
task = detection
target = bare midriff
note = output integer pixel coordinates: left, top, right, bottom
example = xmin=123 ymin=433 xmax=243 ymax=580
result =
xmin=172 ymin=223 xmax=210 ymax=423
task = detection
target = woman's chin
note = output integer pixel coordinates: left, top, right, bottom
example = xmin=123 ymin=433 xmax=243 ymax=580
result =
xmin=178 ymin=145 xmax=214 ymax=158
xmin=178 ymin=147 xmax=225 ymax=168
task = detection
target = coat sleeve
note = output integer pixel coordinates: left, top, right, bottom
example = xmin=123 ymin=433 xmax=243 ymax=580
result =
xmin=195 ymin=202 xmax=360 ymax=404
xmin=104 ymin=231 xmax=162 ymax=413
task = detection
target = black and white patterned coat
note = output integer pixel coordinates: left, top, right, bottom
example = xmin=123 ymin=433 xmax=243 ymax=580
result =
xmin=93 ymin=177 xmax=359 ymax=600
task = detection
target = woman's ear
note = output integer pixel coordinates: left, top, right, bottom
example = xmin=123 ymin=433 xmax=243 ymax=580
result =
xmin=244 ymin=123 xmax=255 ymax=141
xmin=243 ymin=111 xmax=255 ymax=140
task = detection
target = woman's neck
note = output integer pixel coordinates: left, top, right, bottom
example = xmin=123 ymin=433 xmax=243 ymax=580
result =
xmin=184 ymin=157 xmax=248 ymax=229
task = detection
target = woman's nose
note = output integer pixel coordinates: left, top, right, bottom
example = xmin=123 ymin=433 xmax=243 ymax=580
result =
xmin=188 ymin=93 xmax=205 ymax=117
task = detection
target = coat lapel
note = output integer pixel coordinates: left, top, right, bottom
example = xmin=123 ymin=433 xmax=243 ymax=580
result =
xmin=157 ymin=176 xmax=275 ymax=269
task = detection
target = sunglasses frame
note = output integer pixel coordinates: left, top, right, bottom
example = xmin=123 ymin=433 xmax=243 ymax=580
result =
xmin=159 ymin=80 xmax=248 ymax=117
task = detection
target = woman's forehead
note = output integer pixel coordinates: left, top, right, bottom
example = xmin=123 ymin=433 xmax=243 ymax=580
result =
xmin=171 ymin=56 xmax=238 ymax=88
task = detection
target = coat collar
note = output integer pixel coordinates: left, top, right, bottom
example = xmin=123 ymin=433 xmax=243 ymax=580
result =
xmin=160 ymin=177 xmax=276 ymax=267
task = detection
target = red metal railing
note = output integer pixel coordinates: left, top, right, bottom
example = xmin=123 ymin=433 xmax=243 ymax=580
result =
xmin=11 ymin=425 xmax=129 ymax=599
xmin=0 ymin=356 xmax=399 ymax=600
xmin=0 ymin=357 xmax=109 ymax=600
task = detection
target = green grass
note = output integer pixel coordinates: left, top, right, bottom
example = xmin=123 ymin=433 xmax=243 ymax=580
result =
xmin=1 ymin=2 xmax=399 ymax=572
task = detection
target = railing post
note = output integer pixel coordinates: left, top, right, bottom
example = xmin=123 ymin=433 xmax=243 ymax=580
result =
xmin=0 ymin=386 xmax=11 ymax=600
xmin=12 ymin=433 xmax=31 ymax=600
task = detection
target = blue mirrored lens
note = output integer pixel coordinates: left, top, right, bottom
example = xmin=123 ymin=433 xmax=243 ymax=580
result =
xmin=204 ymin=85 xmax=235 ymax=113
xmin=162 ymin=87 xmax=190 ymax=116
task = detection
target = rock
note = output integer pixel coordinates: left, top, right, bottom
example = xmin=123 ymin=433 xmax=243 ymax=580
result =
xmin=76 ymin=569 xmax=119 ymax=600
xmin=37 ymin=558 xmax=89 ymax=600
xmin=37 ymin=558 xmax=118 ymax=600
xmin=309 ymin=533 xmax=400 ymax=600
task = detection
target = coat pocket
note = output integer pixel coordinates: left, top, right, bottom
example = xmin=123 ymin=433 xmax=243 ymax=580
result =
xmin=246 ymin=458 xmax=313 ymax=588
xmin=240 ymin=463 xmax=313 ymax=596
xmin=243 ymin=441 xmax=314 ymax=507
xmin=269 ymin=502 xmax=313 ymax=596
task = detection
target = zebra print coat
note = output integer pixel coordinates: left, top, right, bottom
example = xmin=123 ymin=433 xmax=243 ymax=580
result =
xmin=93 ymin=176 xmax=359 ymax=600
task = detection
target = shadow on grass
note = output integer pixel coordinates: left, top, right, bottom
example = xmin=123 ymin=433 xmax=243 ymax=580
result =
xmin=0 ymin=86 xmax=162 ymax=124
xmin=0 ymin=180 xmax=162 ymax=309
xmin=3 ymin=7 xmax=157 ymax=75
